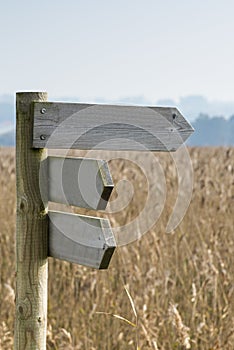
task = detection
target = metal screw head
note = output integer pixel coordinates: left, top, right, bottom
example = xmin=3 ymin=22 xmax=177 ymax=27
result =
xmin=40 ymin=135 xmax=46 ymax=140
xmin=40 ymin=108 xmax=46 ymax=114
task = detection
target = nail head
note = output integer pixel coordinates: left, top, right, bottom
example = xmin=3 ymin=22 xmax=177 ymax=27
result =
xmin=40 ymin=108 xmax=46 ymax=114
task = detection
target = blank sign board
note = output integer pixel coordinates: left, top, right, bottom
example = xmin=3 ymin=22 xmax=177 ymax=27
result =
xmin=49 ymin=211 xmax=116 ymax=269
xmin=47 ymin=156 xmax=113 ymax=210
xmin=33 ymin=102 xmax=194 ymax=151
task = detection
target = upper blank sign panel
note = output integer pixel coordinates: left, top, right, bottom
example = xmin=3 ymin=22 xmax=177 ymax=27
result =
xmin=32 ymin=102 xmax=194 ymax=151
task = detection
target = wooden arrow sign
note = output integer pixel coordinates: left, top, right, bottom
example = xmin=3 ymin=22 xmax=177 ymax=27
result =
xmin=32 ymin=102 xmax=194 ymax=151
xmin=48 ymin=211 xmax=116 ymax=269
xmin=47 ymin=156 xmax=113 ymax=210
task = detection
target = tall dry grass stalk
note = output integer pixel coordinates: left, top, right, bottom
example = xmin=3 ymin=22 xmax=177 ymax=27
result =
xmin=169 ymin=303 xmax=191 ymax=349
xmin=0 ymin=147 xmax=234 ymax=349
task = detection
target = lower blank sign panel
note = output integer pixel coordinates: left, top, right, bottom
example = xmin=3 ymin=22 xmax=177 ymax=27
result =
xmin=48 ymin=211 xmax=116 ymax=269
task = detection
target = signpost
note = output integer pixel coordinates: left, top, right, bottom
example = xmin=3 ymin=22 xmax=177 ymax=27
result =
xmin=15 ymin=92 xmax=194 ymax=349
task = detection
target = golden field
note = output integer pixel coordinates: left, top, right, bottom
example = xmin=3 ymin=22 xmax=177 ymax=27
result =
xmin=0 ymin=147 xmax=234 ymax=349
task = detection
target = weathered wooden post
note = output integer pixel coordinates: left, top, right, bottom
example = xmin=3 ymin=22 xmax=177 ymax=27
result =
xmin=15 ymin=92 xmax=48 ymax=350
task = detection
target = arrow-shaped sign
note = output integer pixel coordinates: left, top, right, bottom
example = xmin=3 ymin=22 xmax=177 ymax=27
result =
xmin=49 ymin=211 xmax=116 ymax=269
xmin=33 ymin=102 xmax=194 ymax=151
xmin=47 ymin=156 xmax=113 ymax=210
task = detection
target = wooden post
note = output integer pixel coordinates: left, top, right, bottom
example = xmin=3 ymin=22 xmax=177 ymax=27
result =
xmin=15 ymin=92 xmax=48 ymax=350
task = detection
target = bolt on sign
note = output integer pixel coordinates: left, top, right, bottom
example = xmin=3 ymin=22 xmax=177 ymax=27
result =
xmin=14 ymin=92 xmax=194 ymax=350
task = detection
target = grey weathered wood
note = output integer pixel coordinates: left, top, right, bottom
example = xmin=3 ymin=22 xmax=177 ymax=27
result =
xmin=32 ymin=102 xmax=194 ymax=151
xmin=47 ymin=156 xmax=113 ymax=210
xmin=48 ymin=211 xmax=116 ymax=269
xmin=15 ymin=92 xmax=48 ymax=350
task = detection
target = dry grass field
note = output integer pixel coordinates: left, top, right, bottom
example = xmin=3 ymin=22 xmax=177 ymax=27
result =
xmin=0 ymin=147 xmax=233 ymax=349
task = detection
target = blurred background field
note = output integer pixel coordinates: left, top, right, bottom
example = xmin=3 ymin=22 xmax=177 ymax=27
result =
xmin=0 ymin=147 xmax=233 ymax=349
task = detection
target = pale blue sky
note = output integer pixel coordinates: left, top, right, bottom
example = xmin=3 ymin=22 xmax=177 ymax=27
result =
xmin=1 ymin=0 xmax=234 ymax=103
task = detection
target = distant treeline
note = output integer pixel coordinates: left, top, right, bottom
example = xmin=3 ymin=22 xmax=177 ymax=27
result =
xmin=0 ymin=114 xmax=234 ymax=146
xmin=188 ymin=114 xmax=234 ymax=146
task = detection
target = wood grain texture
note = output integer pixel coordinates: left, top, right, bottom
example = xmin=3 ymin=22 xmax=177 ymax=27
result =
xmin=47 ymin=156 xmax=113 ymax=210
xmin=48 ymin=211 xmax=116 ymax=269
xmin=15 ymin=93 xmax=48 ymax=350
xmin=32 ymin=102 xmax=194 ymax=151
